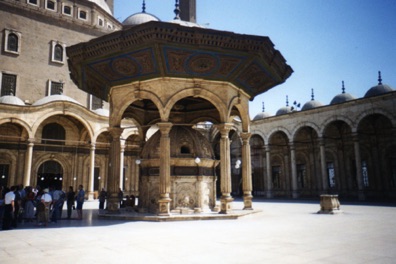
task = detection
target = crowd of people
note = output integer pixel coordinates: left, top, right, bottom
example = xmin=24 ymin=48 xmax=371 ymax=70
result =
xmin=0 ymin=184 xmax=86 ymax=230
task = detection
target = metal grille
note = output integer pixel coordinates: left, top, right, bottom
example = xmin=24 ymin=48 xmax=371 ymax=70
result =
xmin=1 ymin=74 xmax=16 ymax=96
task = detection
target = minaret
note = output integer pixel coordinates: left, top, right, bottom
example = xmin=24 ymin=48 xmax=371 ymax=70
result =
xmin=179 ymin=0 xmax=196 ymax=23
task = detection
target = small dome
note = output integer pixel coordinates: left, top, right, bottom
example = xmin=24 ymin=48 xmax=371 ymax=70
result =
xmin=276 ymin=106 xmax=293 ymax=116
xmin=302 ymin=89 xmax=323 ymax=110
xmin=89 ymin=0 xmax=112 ymax=15
xmin=92 ymin=108 xmax=109 ymax=117
xmin=330 ymin=81 xmax=355 ymax=105
xmin=32 ymin=95 xmax=81 ymax=106
xmin=330 ymin=93 xmax=355 ymax=105
xmin=0 ymin=95 xmax=25 ymax=106
xmin=364 ymin=71 xmax=394 ymax=98
xmin=253 ymin=111 xmax=271 ymax=120
xmin=123 ymin=12 xmax=160 ymax=26
xmin=302 ymin=100 xmax=323 ymax=110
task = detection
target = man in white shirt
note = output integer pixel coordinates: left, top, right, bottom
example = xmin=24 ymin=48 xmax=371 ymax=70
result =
xmin=2 ymin=186 xmax=16 ymax=230
xmin=40 ymin=188 xmax=52 ymax=226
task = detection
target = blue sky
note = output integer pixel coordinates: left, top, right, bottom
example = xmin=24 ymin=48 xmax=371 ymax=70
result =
xmin=114 ymin=0 xmax=396 ymax=119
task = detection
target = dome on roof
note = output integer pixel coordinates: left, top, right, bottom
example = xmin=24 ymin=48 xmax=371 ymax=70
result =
xmin=253 ymin=111 xmax=271 ymax=120
xmin=276 ymin=106 xmax=293 ymax=116
xmin=0 ymin=95 xmax=25 ymax=106
xmin=93 ymin=108 xmax=109 ymax=117
xmin=123 ymin=12 xmax=160 ymax=26
xmin=330 ymin=81 xmax=355 ymax=105
xmin=330 ymin=93 xmax=355 ymax=105
xmin=364 ymin=84 xmax=393 ymax=98
xmin=32 ymin=95 xmax=81 ymax=106
xmin=302 ymin=100 xmax=323 ymax=110
xmin=89 ymin=0 xmax=112 ymax=15
xmin=364 ymin=71 xmax=394 ymax=98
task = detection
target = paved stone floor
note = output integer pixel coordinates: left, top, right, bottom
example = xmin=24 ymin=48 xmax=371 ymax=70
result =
xmin=1 ymin=198 xmax=395 ymax=264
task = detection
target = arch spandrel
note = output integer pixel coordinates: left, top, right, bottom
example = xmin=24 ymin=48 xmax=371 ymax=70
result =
xmin=355 ymin=108 xmax=396 ymax=129
xmin=267 ymin=126 xmax=292 ymax=143
xmin=164 ymin=88 xmax=227 ymax=124
xmin=0 ymin=118 xmax=32 ymax=139
xmin=228 ymin=95 xmax=251 ymax=132
xmin=320 ymin=115 xmax=354 ymax=136
xmin=291 ymin=122 xmax=321 ymax=141
xmin=31 ymin=109 xmax=95 ymax=141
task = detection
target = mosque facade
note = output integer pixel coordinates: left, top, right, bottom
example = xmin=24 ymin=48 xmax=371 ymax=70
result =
xmin=0 ymin=0 xmax=395 ymax=213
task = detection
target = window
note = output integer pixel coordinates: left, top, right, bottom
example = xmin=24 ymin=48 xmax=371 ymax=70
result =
xmin=272 ymin=166 xmax=281 ymax=188
xmin=297 ymin=164 xmax=306 ymax=188
xmin=362 ymin=160 xmax=369 ymax=187
xmin=327 ymin=162 xmax=336 ymax=188
xmin=48 ymin=80 xmax=64 ymax=95
xmin=98 ymin=18 xmax=104 ymax=27
xmin=4 ymin=29 xmax=21 ymax=54
xmin=90 ymin=95 xmax=103 ymax=110
xmin=79 ymin=10 xmax=88 ymax=20
xmin=50 ymin=41 xmax=65 ymax=64
xmin=42 ymin=123 xmax=65 ymax=145
xmin=27 ymin=0 xmax=38 ymax=6
xmin=1 ymin=73 xmax=17 ymax=96
xmin=46 ymin=0 xmax=56 ymax=11
xmin=63 ymin=5 xmax=72 ymax=16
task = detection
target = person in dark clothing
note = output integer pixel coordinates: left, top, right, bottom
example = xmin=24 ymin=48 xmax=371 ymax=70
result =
xmin=66 ymin=186 xmax=75 ymax=219
xmin=12 ymin=185 xmax=21 ymax=228
xmin=99 ymin=188 xmax=107 ymax=210
xmin=2 ymin=186 xmax=15 ymax=230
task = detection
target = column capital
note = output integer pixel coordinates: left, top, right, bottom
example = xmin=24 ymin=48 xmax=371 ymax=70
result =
xmin=109 ymin=126 xmax=123 ymax=139
xmin=216 ymin=123 xmax=234 ymax=136
xmin=265 ymin=144 xmax=271 ymax=152
xmin=240 ymin=132 xmax=252 ymax=142
xmin=288 ymin=141 xmax=295 ymax=150
xmin=157 ymin=122 xmax=173 ymax=135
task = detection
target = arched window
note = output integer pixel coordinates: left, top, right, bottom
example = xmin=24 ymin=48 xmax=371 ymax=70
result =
xmin=7 ymin=33 xmax=18 ymax=52
xmin=42 ymin=123 xmax=65 ymax=145
xmin=54 ymin=44 xmax=63 ymax=62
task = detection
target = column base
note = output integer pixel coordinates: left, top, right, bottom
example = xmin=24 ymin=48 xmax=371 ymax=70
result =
xmin=266 ymin=190 xmax=273 ymax=199
xmin=158 ymin=197 xmax=172 ymax=216
xmin=243 ymin=193 xmax=253 ymax=210
xmin=358 ymin=191 xmax=366 ymax=201
xmin=88 ymin=192 xmax=95 ymax=201
xmin=219 ymin=195 xmax=234 ymax=214
xmin=292 ymin=191 xmax=299 ymax=199
xmin=106 ymin=194 xmax=120 ymax=214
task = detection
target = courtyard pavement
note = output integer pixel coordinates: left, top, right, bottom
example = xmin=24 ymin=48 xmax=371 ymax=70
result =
xmin=1 ymin=198 xmax=395 ymax=264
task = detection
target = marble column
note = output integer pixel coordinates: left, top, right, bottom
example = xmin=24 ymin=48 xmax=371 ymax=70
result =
xmin=106 ymin=127 xmax=123 ymax=213
xmin=120 ymin=144 xmax=125 ymax=190
xmin=240 ymin=132 xmax=253 ymax=210
xmin=319 ymin=138 xmax=328 ymax=193
xmin=88 ymin=143 xmax=95 ymax=200
xmin=353 ymin=134 xmax=365 ymax=200
xmin=23 ymin=139 xmax=34 ymax=187
xmin=217 ymin=123 xmax=233 ymax=214
xmin=157 ymin=122 xmax=173 ymax=216
xmin=265 ymin=144 xmax=272 ymax=198
xmin=289 ymin=142 xmax=298 ymax=198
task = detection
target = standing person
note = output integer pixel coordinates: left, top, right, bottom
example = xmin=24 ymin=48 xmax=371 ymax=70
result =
xmin=99 ymin=188 xmax=107 ymax=210
xmin=12 ymin=185 xmax=21 ymax=228
xmin=24 ymin=186 xmax=35 ymax=222
xmin=76 ymin=185 xmax=85 ymax=220
xmin=50 ymin=186 xmax=64 ymax=223
xmin=40 ymin=188 xmax=52 ymax=226
xmin=118 ymin=188 xmax=123 ymax=208
xmin=66 ymin=186 xmax=75 ymax=219
xmin=2 ymin=186 xmax=15 ymax=230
